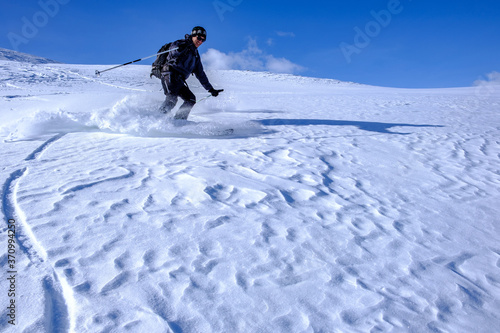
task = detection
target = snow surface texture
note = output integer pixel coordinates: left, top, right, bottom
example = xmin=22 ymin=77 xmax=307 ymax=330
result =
xmin=1 ymin=57 xmax=500 ymax=333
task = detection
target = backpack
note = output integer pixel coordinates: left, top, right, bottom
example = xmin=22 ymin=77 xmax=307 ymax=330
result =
xmin=150 ymin=42 xmax=172 ymax=79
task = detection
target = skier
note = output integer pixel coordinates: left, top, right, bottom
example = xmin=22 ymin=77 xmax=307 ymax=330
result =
xmin=152 ymin=26 xmax=223 ymax=120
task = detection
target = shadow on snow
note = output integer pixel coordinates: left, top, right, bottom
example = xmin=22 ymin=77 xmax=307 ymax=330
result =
xmin=256 ymin=118 xmax=444 ymax=135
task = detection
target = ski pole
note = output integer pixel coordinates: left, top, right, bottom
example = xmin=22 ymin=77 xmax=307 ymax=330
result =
xmin=95 ymin=47 xmax=179 ymax=76
xmin=198 ymin=94 xmax=212 ymax=103
xmin=198 ymin=89 xmax=223 ymax=103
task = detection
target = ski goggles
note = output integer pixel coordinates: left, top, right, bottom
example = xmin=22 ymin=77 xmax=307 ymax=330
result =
xmin=196 ymin=35 xmax=206 ymax=42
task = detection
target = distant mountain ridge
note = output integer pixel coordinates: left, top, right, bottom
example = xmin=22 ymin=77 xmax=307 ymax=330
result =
xmin=0 ymin=47 xmax=60 ymax=64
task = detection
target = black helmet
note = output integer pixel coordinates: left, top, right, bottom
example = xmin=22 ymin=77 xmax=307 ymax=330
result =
xmin=191 ymin=26 xmax=207 ymax=38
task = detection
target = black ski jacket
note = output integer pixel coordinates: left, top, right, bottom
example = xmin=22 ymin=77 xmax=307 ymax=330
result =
xmin=164 ymin=35 xmax=214 ymax=91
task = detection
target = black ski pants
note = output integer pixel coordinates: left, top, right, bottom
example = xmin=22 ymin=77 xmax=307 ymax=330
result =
xmin=160 ymin=71 xmax=196 ymax=120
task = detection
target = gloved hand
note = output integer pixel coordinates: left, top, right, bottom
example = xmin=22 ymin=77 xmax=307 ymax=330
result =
xmin=209 ymin=89 xmax=224 ymax=97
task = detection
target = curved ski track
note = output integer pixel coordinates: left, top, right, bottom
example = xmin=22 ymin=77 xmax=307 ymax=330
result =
xmin=2 ymin=133 xmax=75 ymax=333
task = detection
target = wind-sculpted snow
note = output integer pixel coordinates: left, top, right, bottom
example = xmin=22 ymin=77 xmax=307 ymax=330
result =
xmin=0 ymin=58 xmax=499 ymax=332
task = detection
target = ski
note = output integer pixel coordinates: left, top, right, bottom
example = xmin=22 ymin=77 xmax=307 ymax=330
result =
xmin=215 ymin=128 xmax=234 ymax=136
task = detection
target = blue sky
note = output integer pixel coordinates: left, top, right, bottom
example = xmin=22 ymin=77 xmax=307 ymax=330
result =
xmin=1 ymin=0 xmax=499 ymax=88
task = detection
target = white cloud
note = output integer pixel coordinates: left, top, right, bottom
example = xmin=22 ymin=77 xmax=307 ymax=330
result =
xmin=474 ymin=71 xmax=500 ymax=86
xmin=202 ymin=38 xmax=305 ymax=74
xmin=473 ymin=71 xmax=500 ymax=98
xmin=201 ymin=49 xmax=234 ymax=70
xmin=265 ymin=55 xmax=304 ymax=74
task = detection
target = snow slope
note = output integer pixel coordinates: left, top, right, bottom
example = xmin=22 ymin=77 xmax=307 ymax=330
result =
xmin=0 ymin=47 xmax=59 ymax=64
xmin=1 ymin=56 xmax=500 ymax=333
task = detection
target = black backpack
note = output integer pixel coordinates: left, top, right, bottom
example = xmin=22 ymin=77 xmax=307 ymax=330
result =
xmin=150 ymin=42 xmax=172 ymax=79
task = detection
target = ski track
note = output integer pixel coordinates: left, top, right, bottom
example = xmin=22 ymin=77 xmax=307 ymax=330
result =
xmin=1 ymin=133 xmax=75 ymax=333
xmin=1 ymin=61 xmax=500 ymax=332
